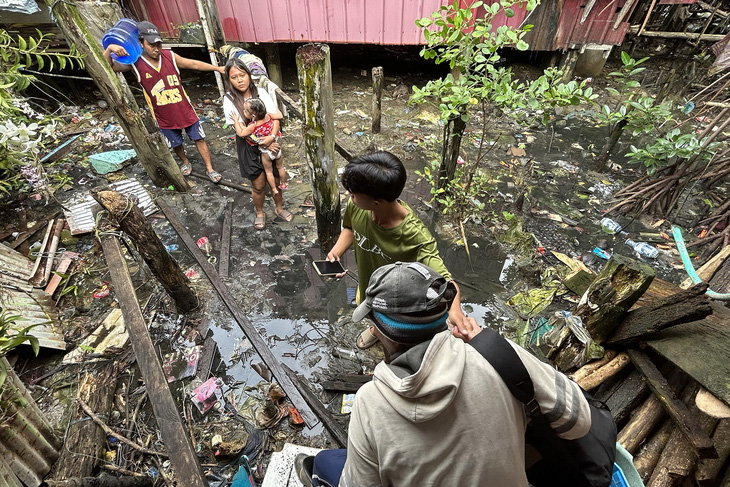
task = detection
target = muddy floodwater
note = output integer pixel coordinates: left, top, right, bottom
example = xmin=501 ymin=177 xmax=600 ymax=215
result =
xmin=13 ymin=47 xmax=714 ymax=464
xmin=116 ymin=53 xmax=699 ymax=447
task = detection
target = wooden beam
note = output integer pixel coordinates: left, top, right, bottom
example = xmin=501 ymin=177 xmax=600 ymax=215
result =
xmin=219 ymin=202 xmax=232 ymax=278
xmin=283 ymin=364 xmax=348 ymax=448
xmin=322 ymin=380 xmax=369 ymax=393
xmin=628 ymin=26 xmax=725 ymax=41
xmin=100 ymin=234 xmax=207 ymax=487
xmin=628 ymin=350 xmax=718 ymax=459
xmin=9 ymin=211 xmax=60 ymax=250
xmin=189 ymin=171 xmax=252 ymax=194
xmin=157 ymin=199 xmax=318 ymax=428
xmin=606 ymin=283 xmax=711 ymax=346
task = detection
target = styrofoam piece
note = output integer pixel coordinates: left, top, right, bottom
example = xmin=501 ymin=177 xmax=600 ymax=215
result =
xmin=63 ymin=179 xmax=157 ymax=235
xmin=261 ymin=443 xmax=323 ymax=487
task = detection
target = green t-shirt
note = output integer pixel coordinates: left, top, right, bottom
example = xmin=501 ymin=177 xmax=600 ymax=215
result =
xmin=343 ymin=199 xmax=451 ymax=300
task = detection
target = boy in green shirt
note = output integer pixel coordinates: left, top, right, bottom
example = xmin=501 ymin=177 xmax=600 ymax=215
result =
xmin=326 ymin=151 xmax=466 ymax=348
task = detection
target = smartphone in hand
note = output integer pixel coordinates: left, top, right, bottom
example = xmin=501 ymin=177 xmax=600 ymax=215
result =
xmin=313 ymin=260 xmax=346 ymax=277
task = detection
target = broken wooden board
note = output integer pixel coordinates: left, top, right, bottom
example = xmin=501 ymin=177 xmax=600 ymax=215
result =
xmin=63 ymin=308 xmax=128 ymax=363
xmin=636 ymin=278 xmax=730 ymax=408
xmin=1 ymin=288 xmax=65 ymax=350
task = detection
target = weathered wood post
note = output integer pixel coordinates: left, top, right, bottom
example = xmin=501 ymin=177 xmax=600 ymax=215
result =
xmin=194 ymin=0 xmax=225 ymax=97
xmin=97 ymin=217 xmax=207 ymax=487
xmin=43 ymin=0 xmax=189 ymax=191
xmin=439 ymin=115 xmax=467 ymax=188
xmin=296 ymin=43 xmax=341 ymax=250
xmin=371 ymin=66 xmax=383 ymax=134
xmin=547 ymin=254 xmax=655 ymax=371
xmin=92 ymin=190 xmax=197 ymax=311
xmin=265 ymin=44 xmax=284 ymax=88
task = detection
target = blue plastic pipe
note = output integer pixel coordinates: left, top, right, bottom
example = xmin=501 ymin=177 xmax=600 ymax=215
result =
xmin=672 ymin=225 xmax=730 ymax=300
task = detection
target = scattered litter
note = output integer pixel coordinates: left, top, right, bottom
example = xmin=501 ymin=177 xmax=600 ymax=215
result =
xmin=191 ymin=377 xmax=224 ymax=413
xmin=341 ymin=393 xmax=356 ymax=414
xmin=592 ymin=247 xmax=612 ymax=260
xmin=89 ymin=149 xmax=137 ymax=174
xmin=288 ymin=405 xmax=304 ymax=425
xmin=165 ymin=244 xmax=179 ymax=252
xmin=93 ymin=282 xmax=110 ymax=298
xmin=507 ymin=146 xmax=526 ymax=157
xmin=197 ymin=236 xmax=211 ymax=255
xmin=162 ymin=342 xmax=202 ymax=382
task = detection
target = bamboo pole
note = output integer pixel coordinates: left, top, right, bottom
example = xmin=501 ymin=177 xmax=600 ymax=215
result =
xmin=295 ymin=43 xmax=342 ymax=250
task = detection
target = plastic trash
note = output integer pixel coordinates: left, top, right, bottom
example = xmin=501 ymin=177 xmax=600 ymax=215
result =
xmin=88 ymin=149 xmax=137 ymax=174
xmin=625 ymin=239 xmax=659 ymax=259
xmin=196 ymin=236 xmax=211 ymax=255
xmin=600 ymin=217 xmax=623 ymax=234
xmin=592 ymin=247 xmax=612 ymax=260
xmin=102 ymin=19 xmax=142 ymax=65
xmin=542 ymin=311 xmax=604 ymax=369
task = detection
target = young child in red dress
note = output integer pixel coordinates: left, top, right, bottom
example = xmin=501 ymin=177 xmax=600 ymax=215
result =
xmin=235 ymin=98 xmax=287 ymax=196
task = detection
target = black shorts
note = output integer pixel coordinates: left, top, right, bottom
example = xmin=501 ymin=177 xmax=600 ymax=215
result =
xmin=236 ymin=135 xmax=263 ymax=180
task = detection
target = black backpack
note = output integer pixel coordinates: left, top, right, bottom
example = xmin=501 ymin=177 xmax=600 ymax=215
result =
xmin=469 ymin=328 xmax=617 ymax=487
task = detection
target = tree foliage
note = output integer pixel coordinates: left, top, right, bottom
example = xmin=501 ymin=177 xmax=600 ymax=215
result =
xmin=0 ymin=28 xmax=85 ymax=198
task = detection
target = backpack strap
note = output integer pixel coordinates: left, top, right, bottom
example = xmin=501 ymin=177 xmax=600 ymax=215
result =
xmin=469 ymin=328 xmax=540 ymax=415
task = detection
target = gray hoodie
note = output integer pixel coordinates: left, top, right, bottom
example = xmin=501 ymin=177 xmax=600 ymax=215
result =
xmin=339 ymin=330 xmax=591 ymax=486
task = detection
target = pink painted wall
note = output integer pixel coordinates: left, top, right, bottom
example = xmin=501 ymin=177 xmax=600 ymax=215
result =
xmin=129 ymin=0 xmax=636 ymax=49
xmin=215 ymin=0 xmax=450 ymax=44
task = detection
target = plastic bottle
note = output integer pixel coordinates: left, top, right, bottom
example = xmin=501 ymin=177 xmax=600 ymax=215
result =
xmin=102 ymin=19 xmax=142 ymax=65
xmin=625 ymin=239 xmax=659 ymax=259
xmin=600 ymin=217 xmax=623 ymax=234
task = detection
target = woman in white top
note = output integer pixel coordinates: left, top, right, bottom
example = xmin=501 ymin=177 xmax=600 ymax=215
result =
xmin=222 ymin=58 xmax=292 ymax=230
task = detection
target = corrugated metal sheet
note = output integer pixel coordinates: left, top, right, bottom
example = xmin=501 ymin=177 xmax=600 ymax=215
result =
xmin=218 ymin=0 xmax=450 ymax=44
xmin=0 ymin=357 xmax=61 ymax=487
xmin=1 ymin=288 xmax=66 ymax=351
xmin=130 ymin=0 xmax=635 ymax=49
xmin=0 ymin=243 xmax=33 ymax=293
xmin=63 ymin=179 xmax=157 ymax=235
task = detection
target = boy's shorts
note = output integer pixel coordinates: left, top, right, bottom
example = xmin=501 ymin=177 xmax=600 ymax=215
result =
xmin=160 ymin=121 xmax=205 ymax=148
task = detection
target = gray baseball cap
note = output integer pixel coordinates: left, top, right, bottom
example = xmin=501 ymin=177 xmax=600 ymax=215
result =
xmin=353 ymin=262 xmax=456 ymax=321
xmin=137 ymin=21 xmax=162 ymax=44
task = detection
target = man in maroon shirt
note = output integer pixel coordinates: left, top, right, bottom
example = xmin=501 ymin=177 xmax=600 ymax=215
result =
xmin=103 ymin=21 xmax=224 ymax=183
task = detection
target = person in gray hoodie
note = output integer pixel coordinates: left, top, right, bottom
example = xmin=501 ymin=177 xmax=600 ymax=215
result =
xmin=297 ymin=261 xmax=592 ymax=487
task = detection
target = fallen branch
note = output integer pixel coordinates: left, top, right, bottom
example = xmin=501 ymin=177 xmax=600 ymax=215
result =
xmin=77 ymin=399 xmax=167 ymax=458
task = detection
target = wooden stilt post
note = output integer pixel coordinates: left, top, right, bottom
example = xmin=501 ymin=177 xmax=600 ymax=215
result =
xmin=42 ymin=0 xmax=188 ymax=191
xmin=92 ymin=190 xmax=198 ymax=312
xmin=371 ymin=66 xmax=383 ymax=134
xmin=264 ymin=44 xmax=284 ymax=88
xmin=98 ymin=228 xmax=207 ymax=487
xmin=296 ymin=43 xmax=342 ymax=250
xmin=439 ymin=115 xmax=466 ymax=188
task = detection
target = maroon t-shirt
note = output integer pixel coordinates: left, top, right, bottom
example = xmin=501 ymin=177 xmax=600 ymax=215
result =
xmin=132 ymin=49 xmax=198 ymax=129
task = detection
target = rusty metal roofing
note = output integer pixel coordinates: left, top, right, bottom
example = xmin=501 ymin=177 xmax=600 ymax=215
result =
xmin=0 ymin=357 xmax=62 ymax=487
xmin=0 ymin=242 xmax=34 ymax=293
xmin=63 ymin=179 xmax=157 ymax=235
xmin=1 ymin=288 xmax=66 ymax=350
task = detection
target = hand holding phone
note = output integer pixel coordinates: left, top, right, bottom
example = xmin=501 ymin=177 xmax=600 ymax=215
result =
xmin=313 ymin=260 xmax=346 ymax=277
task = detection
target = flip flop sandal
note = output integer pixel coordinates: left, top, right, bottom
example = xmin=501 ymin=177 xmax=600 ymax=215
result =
xmin=275 ymin=209 xmax=293 ymax=222
xmin=207 ymin=170 xmax=222 ymax=183
xmin=356 ymin=327 xmax=378 ymax=350
xmin=254 ymin=215 xmax=266 ymax=230
xmin=278 ymin=183 xmax=289 ymax=190
xmin=180 ymin=163 xmax=192 ymax=176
